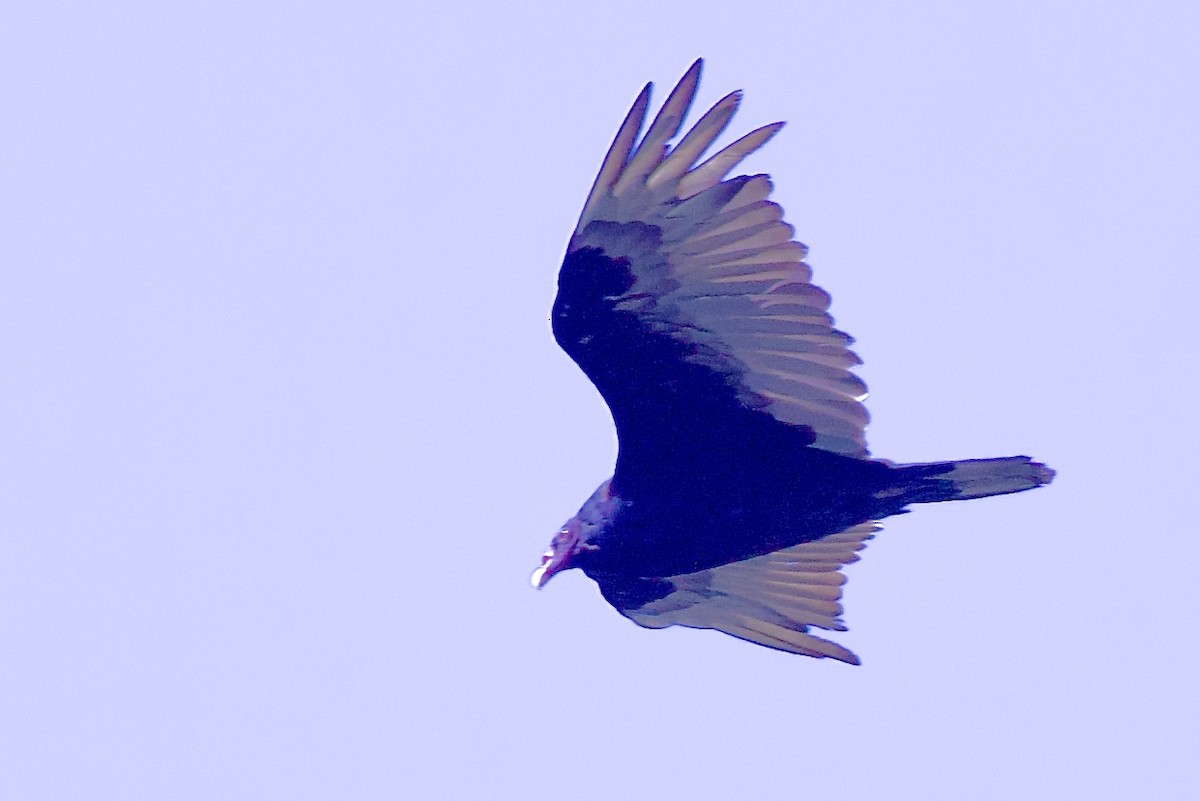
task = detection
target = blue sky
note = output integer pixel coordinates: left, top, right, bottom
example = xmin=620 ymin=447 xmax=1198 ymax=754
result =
xmin=3 ymin=2 xmax=1198 ymax=799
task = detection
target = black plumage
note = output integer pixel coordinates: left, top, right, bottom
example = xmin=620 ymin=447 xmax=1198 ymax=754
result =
xmin=532 ymin=61 xmax=1054 ymax=664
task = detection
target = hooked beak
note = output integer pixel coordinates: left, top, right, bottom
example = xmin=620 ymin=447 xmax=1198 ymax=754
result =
xmin=532 ymin=544 xmax=578 ymax=587
xmin=530 ymin=547 xmax=568 ymax=589
xmin=532 ymin=523 xmax=594 ymax=589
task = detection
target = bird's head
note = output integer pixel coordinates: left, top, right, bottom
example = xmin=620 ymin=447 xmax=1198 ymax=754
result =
xmin=530 ymin=519 xmax=587 ymax=588
xmin=531 ymin=479 xmax=618 ymax=588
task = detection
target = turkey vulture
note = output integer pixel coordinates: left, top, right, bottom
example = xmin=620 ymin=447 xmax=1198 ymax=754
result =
xmin=532 ymin=60 xmax=1054 ymax=664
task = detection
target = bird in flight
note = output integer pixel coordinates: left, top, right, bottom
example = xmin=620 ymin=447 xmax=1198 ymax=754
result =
xmin=532 ymin=60 xmax=1054 ymax=664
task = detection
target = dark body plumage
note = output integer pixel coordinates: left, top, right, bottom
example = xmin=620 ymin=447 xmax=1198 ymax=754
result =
xmin=532 ymin=61 xmax=1054 ymax=663
xmin=557 ymin=242 xmax=901 ymax=577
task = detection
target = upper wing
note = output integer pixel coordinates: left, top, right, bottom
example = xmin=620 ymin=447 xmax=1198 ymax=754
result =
xmin=553 ymin=60 xmax=870 ymax=468
xmin=601 ymin=521 xmax=879 ymax=665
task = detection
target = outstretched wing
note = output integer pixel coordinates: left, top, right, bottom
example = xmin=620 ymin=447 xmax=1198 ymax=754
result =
xmin=553 ymin=60 xmax=870 ymax=475
xmin=600 ymin=521 xmax=879 ymax=665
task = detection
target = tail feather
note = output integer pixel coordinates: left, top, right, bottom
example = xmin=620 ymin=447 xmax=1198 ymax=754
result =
xmin=892 ymin=456 xmax=1055 ymax=504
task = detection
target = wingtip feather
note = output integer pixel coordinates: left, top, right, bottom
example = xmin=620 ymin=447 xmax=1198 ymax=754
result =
xmin=576 ymin=81 xmax=653 ymax=231
xmin=615 ymin=62 xmax=703 ymax=195
xmin=677 ymin=122 xmax=786 ymax=199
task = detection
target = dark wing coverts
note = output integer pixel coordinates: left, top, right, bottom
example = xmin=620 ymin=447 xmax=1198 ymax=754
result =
xmin=553 ymin=59 xmax=871 ymax=472
xmin=551 ymin=60 xmax=881 ymax=663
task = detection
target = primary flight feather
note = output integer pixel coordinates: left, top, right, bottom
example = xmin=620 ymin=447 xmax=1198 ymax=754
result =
xmin=532 ymin=60 xmax=1054 ymax=664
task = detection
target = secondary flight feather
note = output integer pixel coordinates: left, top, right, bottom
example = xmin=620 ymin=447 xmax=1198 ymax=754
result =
xmin=533 ymin=60 xmax=1054 ymax=664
